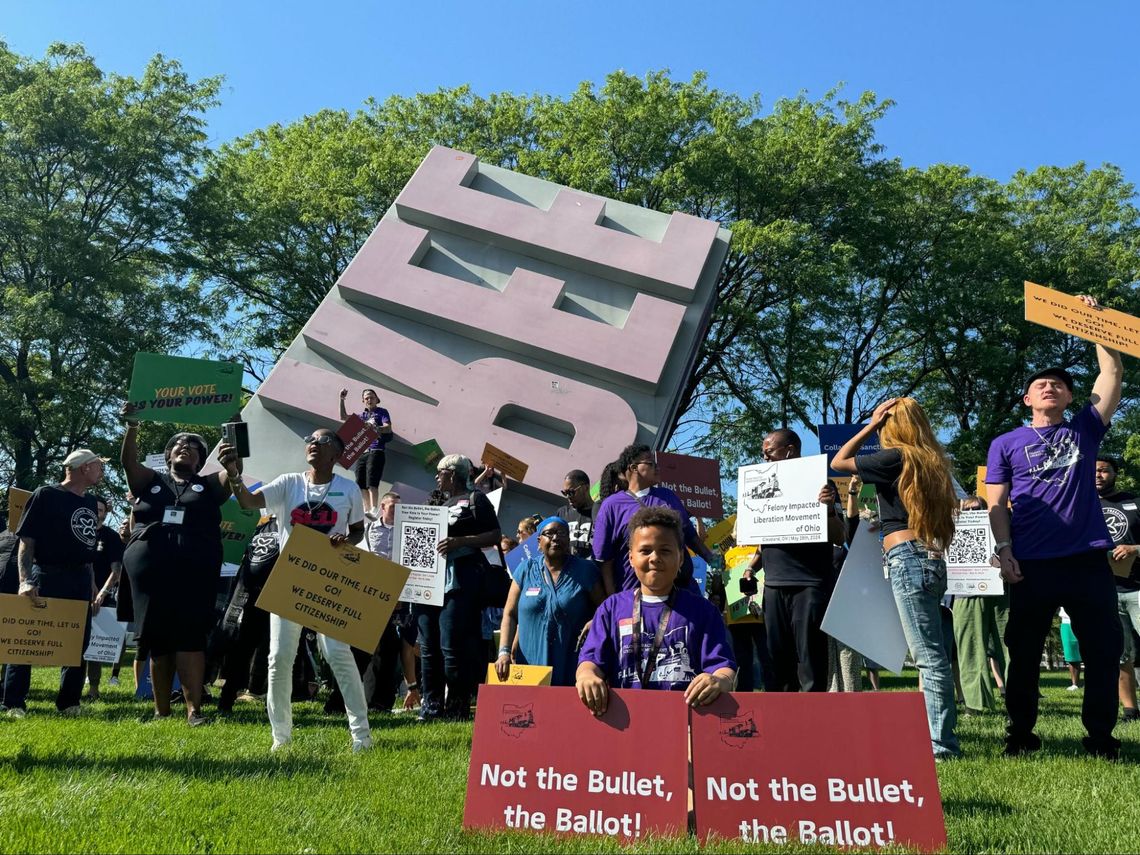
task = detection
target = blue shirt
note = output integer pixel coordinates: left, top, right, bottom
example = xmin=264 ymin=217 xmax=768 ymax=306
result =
xmin=511 ymin=555 xmax=600 ymax=686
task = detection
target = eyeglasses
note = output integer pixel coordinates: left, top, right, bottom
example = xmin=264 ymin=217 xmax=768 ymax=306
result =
xmin=539 ymin=528 xmax=568 ymax=540
xmin=633 ymin=459 xmax=657 ymax=469
xmin=303 ymin=434 xmax=335 ymax=446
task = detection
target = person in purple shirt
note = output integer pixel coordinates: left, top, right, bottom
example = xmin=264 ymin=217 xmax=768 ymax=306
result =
xmin=986 ymin=295 xmax=1123 ymax=759
xmin=339 ymin=388 xmax=393 ymax=520
xmin=577 ymin=506 xmax=736 ymax=715
xmin=592 ymin=443 xmax=715 ymax=595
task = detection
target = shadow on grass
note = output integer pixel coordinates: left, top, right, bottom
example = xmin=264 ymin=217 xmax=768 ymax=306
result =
xmin=0 ymin=745 xmax=335 ymax=780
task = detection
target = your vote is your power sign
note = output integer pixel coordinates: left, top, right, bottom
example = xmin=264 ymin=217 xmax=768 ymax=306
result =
xmin=128 ymin=352 xmax=242 ymax=426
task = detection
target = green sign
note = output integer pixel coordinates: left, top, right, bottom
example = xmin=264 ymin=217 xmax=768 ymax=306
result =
xmin=412 ymin=438 xmax=444 ymax=471
xmin=128 ymin=352 xmax=242 ymax=426
xmin=219 ymin=500 xmax=260 ymax=565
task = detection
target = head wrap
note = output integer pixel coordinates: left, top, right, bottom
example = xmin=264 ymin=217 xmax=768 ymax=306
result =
xmin=536 ymin=516 xmax=569 ymax=536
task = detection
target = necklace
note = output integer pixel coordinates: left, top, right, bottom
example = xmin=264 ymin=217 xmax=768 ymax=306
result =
xmin=304 ymin=473 xmax=333 ymax=511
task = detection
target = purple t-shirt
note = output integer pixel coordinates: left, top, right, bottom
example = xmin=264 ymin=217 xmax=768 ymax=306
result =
xmin=360 ymin=406 xmax=391 ymax=451
xmin=986 ymin=403 xmax=1111 ymax=560
xmin=578 ymin=588 xmax=736 ymax=690
xmin=592 ymin=487 xmax=698 ymax=591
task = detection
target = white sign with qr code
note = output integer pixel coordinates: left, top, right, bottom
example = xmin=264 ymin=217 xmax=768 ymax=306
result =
xmin=945 ymin=510 xmax=1003 ymax=596
xmin=394 ymin=504 xmax=449 ymax=606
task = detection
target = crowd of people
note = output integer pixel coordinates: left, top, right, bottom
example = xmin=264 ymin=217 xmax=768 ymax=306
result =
xmin=1 ymin=297 xmax=1137 ymax=762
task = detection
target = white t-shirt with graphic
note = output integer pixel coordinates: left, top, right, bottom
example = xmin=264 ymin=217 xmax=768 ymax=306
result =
xmin=255 ymin=472 xmax=364 ymax=550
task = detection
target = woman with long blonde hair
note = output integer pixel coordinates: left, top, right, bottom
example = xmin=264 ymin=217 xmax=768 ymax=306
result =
xmin=832 ymin=397 xmax=960 ymax=759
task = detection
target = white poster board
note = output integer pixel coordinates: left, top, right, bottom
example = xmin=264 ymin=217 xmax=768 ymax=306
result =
xmin=83 ymin=608 xmax=128 ymax=664
xmin=945 ymin=509 xmax=1003 ymax=596
xmin=736 ymin=454 xmax=829 ymax=545
xmin=394 ymin=503 xmax=449 ymax=606
xmin=821 ymin=522 xmax=909 ymax=673
xmin=145 ymin=452 xmax=168 ymax=474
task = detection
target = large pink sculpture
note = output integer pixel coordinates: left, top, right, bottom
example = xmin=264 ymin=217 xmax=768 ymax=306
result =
xmin=239 ymin=147 xmax=730 ymax=513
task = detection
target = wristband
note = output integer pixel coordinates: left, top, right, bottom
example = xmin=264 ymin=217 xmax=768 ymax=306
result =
xmin=405 ymin=682 xmax=419 ymax=692
xmin=498 ymin=646 xmax=511 ymax=657
xmin=993 ymin=540 xmax=1012 ymax=556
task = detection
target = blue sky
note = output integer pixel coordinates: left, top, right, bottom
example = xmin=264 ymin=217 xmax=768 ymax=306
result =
xmin=5 ymin=1 xmax=1140 ymax=183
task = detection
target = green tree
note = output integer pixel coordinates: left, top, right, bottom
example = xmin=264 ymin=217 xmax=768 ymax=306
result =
xmin=0 ymin=42 xmax=220 ymax=492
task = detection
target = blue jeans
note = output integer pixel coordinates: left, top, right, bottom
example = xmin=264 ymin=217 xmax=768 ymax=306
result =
xmin=886 ymin=542 xmax=960 ymax=757
xmin=2 ymin=564 xmax=93 ymax=711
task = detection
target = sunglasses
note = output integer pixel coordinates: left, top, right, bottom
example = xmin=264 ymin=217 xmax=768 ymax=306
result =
xmin=303 ymin=434 xmax=336 ymax=446
xmin=560 ymin=487 xmax=582 ymax=498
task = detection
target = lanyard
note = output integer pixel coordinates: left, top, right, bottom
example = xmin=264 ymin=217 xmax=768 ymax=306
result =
xmin=631 ymin=588 xmax=675 ymax=688
xmin=167 ymin=474 xmax=193 ymax=507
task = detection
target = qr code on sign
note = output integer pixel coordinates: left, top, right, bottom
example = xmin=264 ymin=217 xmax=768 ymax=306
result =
xmin=947 ymin=525 xmax=990 ymax=568
xmin=401 ymin=525 xmax=439 ymax=570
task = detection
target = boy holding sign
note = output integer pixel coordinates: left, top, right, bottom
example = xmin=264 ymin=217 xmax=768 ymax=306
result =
xmin=576 ymin=507 xmax=736 ymax=716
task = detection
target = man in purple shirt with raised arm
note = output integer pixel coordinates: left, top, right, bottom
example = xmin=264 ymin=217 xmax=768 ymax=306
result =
xmin=987 ymin=294 xmax=1124 ymax=759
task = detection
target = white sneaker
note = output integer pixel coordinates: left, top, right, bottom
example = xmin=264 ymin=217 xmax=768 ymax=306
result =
xmin=6 ymin=708 xmax=26 ymax=720
xmin=1067 ymin=684 xmax=1081 ymax=692
xmin=108 ymin=677 xmax=120 ymax=686
xmin=270 ymin=739 xmax=292 ymax=753
xmin=351 ymin=736 xmax=374 ymax=753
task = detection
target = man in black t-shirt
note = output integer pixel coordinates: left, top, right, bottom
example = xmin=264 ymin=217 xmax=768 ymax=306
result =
xmin=749 ymin=429 xmax=846 ymax=692
xmin=1095 ymin=457 xmax=1140 ymax=724
xmin=4 ymin=449 xmax=106 ymax=716
xmin=557 ymin=469 xmax=595 ymax=561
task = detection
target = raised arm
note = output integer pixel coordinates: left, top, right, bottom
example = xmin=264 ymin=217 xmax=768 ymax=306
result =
xmin=119 ymin=404 xmax=155 ymax=497
xmin=218 ymin=444 xmax=266 ymax=510
xmin=831 ymin=400 xmax=897 ymax=474
xmin=1091 ymin=342 xmax=1123 ymax=426
xmin=338 ymin=388 xmax=349 ymax=421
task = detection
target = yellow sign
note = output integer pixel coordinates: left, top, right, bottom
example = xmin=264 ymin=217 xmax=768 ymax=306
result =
xmin=723 ymin=545 xmax=757 ymax=571
xmin=7 ymin=487 xmax=31 ymax=533
xmin=832 ymin=477 xmax=853 ymax=503
xmin=0 ymin=594 xmax=88 ymax=666
xmin=976 ymin=466 xmax=987 ymax=494
xmin=485 ymin=663 xmax=553 ymax=686
xmin=256 ymin=524 xmax=410 ymax=652
xmin=1025 ymin=281 xmax=1140 ymax=358
xmin=481 ymin=442 xmax=529 ymax=483
xmin=703 ymin=514 xmax=737 ymax=549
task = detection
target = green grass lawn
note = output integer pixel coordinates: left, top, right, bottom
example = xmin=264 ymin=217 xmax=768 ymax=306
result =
xmin=1 ymin=667 xmax=1138 ymax=854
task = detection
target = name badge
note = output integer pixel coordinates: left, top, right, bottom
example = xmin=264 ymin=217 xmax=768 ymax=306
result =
xmin=618 ymin=618 xmax=635 ymax=638
xmin=525 ymin=587 xmax=541 ymax=597
xmin=163 ymin=507 xmax=186 ymax=525
xmin=1125 ymin=503 xmax=1138 ymax=511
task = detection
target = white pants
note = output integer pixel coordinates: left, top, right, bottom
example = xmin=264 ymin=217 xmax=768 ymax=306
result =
xmin=267 ymin=614 xmax=371 ymax=745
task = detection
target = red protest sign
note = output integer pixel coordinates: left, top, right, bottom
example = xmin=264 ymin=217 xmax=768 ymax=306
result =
xmin=655 ymin=451 xmax=723 ymax=518
xmin=691 ymin=692 xmax=947 ymax=851
xmin=463 ymin=685 xmax=688 ymax=842
xmin=336 ymin=414 xmax=379 ymax=469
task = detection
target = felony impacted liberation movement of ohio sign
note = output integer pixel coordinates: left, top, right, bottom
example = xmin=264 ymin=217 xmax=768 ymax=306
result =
xmin=229 ymin=147 xmax=730 ymax=519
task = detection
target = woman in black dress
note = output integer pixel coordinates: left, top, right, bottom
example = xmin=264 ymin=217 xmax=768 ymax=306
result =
xmin=120 ymin=406 xmax=232 ymax=724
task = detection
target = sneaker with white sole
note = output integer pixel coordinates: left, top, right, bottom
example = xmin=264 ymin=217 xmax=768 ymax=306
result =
xmin=108 ymin=677 xmax=120 ymax=686
xmin=270 ymin=739 xmax=292 ymax=753
xmin=352 ymin=737 xmax=374 ymax=753
xmin=6 ymin=708 xmax=27 ymax=720
xmin=1067 ymin=684 xmax=1081 ymax=692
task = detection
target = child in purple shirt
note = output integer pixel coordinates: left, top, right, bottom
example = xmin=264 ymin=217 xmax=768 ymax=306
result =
xmin=577 ymin=506 xmax=735 ymax=715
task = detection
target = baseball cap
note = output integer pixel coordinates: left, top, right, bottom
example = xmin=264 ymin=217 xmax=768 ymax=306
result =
xmin=63 ymin=449 xmax=109 ymax=469
xmin=1024 ymin=367 xmax=1074 ymax=394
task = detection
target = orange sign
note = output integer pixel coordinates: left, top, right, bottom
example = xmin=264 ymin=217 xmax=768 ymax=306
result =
xmin=481 ymin=442 xmax=529 ymax=483
xmin=256 ymin=524 xmax=409 ymax=651
xmin=0 ymin=594 xmax=88 ymax=666
xmin=1025 ymin=281 xmax=1140 ymax=358
xmin=7 ymin=487 xmax=31 ymax=533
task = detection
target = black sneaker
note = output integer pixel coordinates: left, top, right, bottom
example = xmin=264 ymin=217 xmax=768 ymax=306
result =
xmin=1122 ymin=708 xmax=1140 ymax=724
xmin=1003 ymin=732 xmax=1042 ymax=757
xmin=1082 ymin=736 xmax=1121 ymax=760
